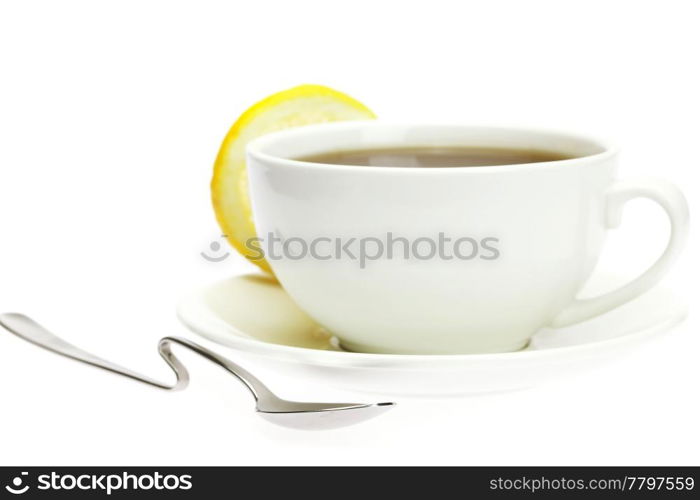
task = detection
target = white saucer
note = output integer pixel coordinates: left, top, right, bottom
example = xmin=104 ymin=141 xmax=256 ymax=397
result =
xmin=176 ymin=272 xmax=687 ymax=396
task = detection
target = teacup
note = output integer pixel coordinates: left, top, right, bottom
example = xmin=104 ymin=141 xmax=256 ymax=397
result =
xmin=246 ymin=122 xmax=688 ymax=354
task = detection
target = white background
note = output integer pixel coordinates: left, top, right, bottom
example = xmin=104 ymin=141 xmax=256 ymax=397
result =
xmin=0 ymin=0 xmax=697 ymax=466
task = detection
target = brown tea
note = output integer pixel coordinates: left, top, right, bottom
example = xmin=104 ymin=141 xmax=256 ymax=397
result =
xmin=296 ymin=146 xmax=573 ymax=168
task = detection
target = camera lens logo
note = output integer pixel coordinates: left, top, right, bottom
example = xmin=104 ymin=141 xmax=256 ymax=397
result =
xmin=201 ymin=235 xmax=230 ymax=262
xmin=5 ymin=472 xmax=29 ymax=495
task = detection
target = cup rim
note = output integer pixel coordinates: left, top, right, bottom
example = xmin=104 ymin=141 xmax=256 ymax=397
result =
xmin=247 ymin=121 xmax=617 ymax=173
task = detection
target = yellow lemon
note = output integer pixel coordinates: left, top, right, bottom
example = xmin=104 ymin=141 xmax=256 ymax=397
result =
xmin=211 ymin=84 xmax=375 ymax=273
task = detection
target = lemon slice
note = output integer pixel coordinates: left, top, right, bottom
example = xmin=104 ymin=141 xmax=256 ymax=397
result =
xmin=211 ymin=84 xmax=376 ymax=273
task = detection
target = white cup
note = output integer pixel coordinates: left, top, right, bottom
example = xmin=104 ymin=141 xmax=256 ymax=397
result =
xmin=246 ymin=122 xmax=689 ymax=354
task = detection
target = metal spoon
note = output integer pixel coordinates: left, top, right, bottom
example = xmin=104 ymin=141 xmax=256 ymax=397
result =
xmin=0 ymin=312 xmax=394 ymax=430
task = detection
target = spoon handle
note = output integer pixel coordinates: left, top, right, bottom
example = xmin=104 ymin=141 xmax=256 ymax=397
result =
xmin=0 ymin=312 xmax=276 ymax=402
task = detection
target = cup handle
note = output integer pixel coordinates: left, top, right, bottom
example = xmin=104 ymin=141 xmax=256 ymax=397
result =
xmin=550 ymin=178 xmax=689 ymax=328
